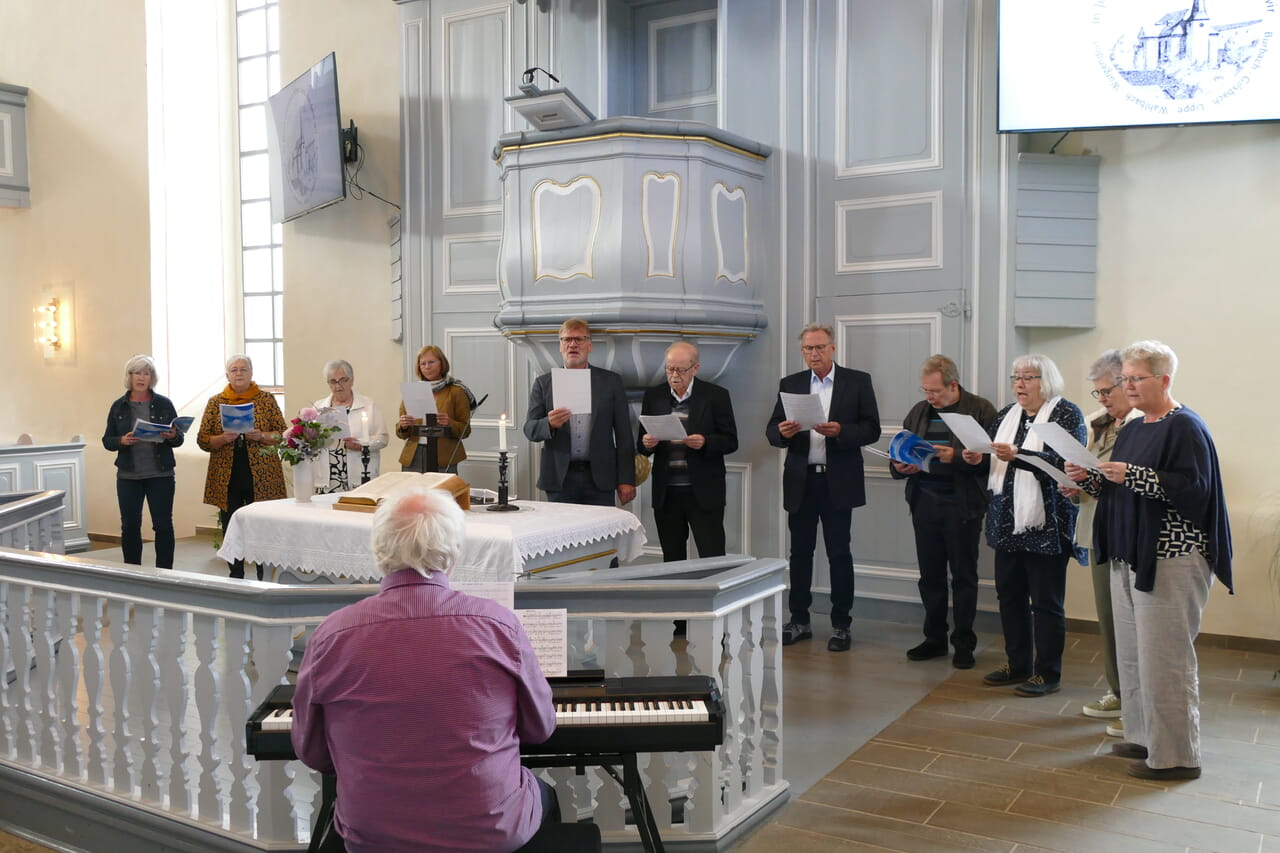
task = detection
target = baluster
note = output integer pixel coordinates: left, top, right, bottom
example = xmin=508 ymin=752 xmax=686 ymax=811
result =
xmin=717 ymin=611 xmax=744 ymax=815
xmin=737 ymin=599 xmax=764 ymax=802
xmin=252 ymin=621 xmax=302 ymax=842
xmin=12 ymin=584 xmax=36 ymax=766
xmin=224 ymin=618 xmax=253 ymax=832
xmin=759 ymin=594 xmax=783 ymax=787
xmin=55 ymin=590 xmax=83 ymax=780
xmin=191 ymin=613 xmax=224 ymax=823
xmin=134 ymin=604 xmax=163 ymax=804
xmin=161 ymin=608 xmax=192 ymax=816
xmin=0 ymin=581 xmax=16 ymax=759
xmin=108 ymin=598 xmax=135 ymax=794
xmin=34 ymin=589 xmax=59 ymax=771
xmin=83 ymin=596 xmax=109 ymax=786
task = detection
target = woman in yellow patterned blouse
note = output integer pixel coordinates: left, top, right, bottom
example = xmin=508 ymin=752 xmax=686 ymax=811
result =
xmin=197 ymin=354 xmax=287 ymax=579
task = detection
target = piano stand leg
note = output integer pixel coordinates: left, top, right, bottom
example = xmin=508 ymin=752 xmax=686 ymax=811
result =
xmin=622 ymin=753 xmax=666 ymax=853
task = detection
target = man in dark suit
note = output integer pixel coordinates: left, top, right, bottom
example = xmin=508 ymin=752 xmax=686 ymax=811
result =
xmin=524 ymin=317 xmax=636 ymax=507
xmin=766 ymin=323 xmax=880 ymax=652
xmin=637 ymin=341 xmax=738 ymax=561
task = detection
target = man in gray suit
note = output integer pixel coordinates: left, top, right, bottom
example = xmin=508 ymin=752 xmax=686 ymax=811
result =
xmin=524 ymin=318 xmax=637 ymax=507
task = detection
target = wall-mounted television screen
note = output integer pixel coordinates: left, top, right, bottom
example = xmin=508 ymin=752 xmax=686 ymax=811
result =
xmin=267 ymin=52 xmax=345 ymax=222
xmin=998 ymin=1 xmax=1280 ymax=133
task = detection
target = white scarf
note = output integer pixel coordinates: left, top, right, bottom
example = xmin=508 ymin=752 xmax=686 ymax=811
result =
xmin=988 ymin=396 xmax=1062 ymax=534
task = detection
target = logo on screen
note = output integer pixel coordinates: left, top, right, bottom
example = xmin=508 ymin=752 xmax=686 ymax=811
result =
xmin=1092 ymin=0 xmax=1275 ymax=114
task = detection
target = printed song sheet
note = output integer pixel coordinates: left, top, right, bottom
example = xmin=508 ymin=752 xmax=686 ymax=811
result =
xmin=454 ymin=581 xmax=515 ymax=612
xmin=399 ymin=382 xmax=437 ymax=420
xmin=779 ymin=392 xmax=826 ymax=429
xmin=1017 ymin=453 xmax=1079 ymax=489
xmin=551 ymin=368 xmax=592 ymax=414
xmin=639 ymin=414 xmax=688 ymax=441
xmin=219 ymin=403 xmax=256 ymax=434
xmin=938 ymin=412 xmax=995 ymax=453
xmin=515 ymin=609 xmax=568 ymax=677
xmin=1029 ymin=422 xmax=1103 ymax=470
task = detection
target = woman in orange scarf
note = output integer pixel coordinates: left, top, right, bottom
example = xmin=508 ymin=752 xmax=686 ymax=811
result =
xmin=197 ymin=354 xmax=287 ymax=579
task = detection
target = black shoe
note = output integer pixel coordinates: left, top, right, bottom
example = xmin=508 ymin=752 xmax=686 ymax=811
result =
xmin=952 ymin=648 xmax=975 ymax=669
xmin=1111 ymin=741 xmax=1149 ymax=759
xmin=906 ymin=641 xmax=948 ymax=661
xmin=827 ymin=628 xmax=851 ymax=652
xmin=782 ymin=622 xmax=812 ymax=646
xmin=982 ymin=663 xmax=1031 ymax=686
xmin=1127 ymin=762 xmax=1200 ymax=781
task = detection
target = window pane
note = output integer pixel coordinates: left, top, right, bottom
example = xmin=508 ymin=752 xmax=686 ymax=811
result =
xmin=244 ymin=294 xmax=275 ymax=339
xmin=272 ymin=220 xmax=282 ymax=244
xmin=273 ymin=247 xmax=284 ymax=289
xmin=241 ymin=200 xmax=272 ymax=246
xmin=268 ymin=54 xmax=280 ymax=91
xmin=267 ymin=5 xmax=279 ymax=52
xmin=273 ymin=294 xmax=284 ymax=337
xmin=239 ymin=104 xmax=267 ymax=151
xmin=243 ymin=248 xmax=274 ymax=293
xmin=237 ymin=9 xmax=266 ymax=58
xmin=246 ymin=342 xmax=276 ymax=386
xmin=275 ymin=342 xmax=285 ymax=385
xmin=237 ymin=0 xmax=265 ymax=11
xmin=241 ymin=152 xmax=270 ymax=201
xmin=238 ymin=56 xmax=268 ymax=105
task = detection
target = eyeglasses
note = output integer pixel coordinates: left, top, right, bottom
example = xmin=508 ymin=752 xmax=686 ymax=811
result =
xmin=1090 ymin=384 xmax=1118 ymax=400
xmin=1009 ymin=374 xmax=1041 ymax=384
xmin=327 ymin=377 xmax=351 ymax=386
xmin=801 ymin=344 xmax=832 ymax=354
xmin=1118 ymin=374 xmax=1163 ymax=386
xmin=665 ymin=364 xmax=697 ymax=376
xmin=919 ymin=386 xmax=949 ymax=396
xmin=559 ymin=336 xmax=589 ymax=344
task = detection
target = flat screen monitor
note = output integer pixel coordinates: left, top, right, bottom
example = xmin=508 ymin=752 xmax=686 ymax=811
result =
xmin=267 ymin=52 xmax=345 ymax=222
xmin=998 ymin=1 xmax=1280 ymax=133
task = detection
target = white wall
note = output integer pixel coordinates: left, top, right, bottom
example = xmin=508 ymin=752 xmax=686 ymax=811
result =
xmin=1027 ymin=125 xmax=1280 ymax=640
xmin=0 ymin=1 xmax=153 ymax=540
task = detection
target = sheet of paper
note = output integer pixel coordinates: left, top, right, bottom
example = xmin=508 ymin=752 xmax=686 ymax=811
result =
xmin=551 ymin=368 xmax=592 ymax=414
xmin=1029 ymin=422 xmax=1103 ymax=470
xmin=400 ymin=382 xmax=437 ymax=420
xmin=639 ymin=413 xmax=688 ymax=441
xmin=515 ymin=609 xmax=568 ymax=678
xmin=938 ymin=412 xmax=994 ymax=453
xmin=1017 ymin=453 xmax=1079 ymax=489
xmin=779 ymin=392 xmax=826 ymax=429
xmin=862 ymin=446 xmax=892 ymax=460
xmin=131 ymin=419 xmax=172 ymax=442
xmin=173 ymin=416 xmax=195 ymax=434
xmin=219 ymin=403 xmax=256 ymax=434
xmin=317 ymin=406 xmax=351 ymax=440
xmin=453 ymin=581 xmax=515 ymax=612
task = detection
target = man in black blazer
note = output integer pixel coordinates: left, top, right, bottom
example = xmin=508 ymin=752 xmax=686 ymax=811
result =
xmin=637 ymin=342 xmax=738 ymax=561
xmin=766 ymin=323 xmax=881 ymax=651
xmin=524 ymin=318 xmax=636 ymax=507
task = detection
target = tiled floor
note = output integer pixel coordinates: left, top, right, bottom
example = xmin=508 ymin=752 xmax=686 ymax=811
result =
xmin=733 ymin=631 xmax=1280 ymax=853
xmin=4 ymin=540 xmax=1278 ymax=851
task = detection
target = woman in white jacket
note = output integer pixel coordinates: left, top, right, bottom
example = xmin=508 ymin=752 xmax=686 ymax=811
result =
xmin=314 ymin=359 xmax=389 ymax=492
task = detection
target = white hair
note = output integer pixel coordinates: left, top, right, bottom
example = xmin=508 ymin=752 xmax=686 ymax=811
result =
xmin=324 ymin=359 xmax=354 ymax=383
xmin=370 ymin=487 xmax=465 ymax=578
xmin=123 ymin=354 xmax=158 ymax=390
xmin=1086 ymin=349 xmax=1123 ymax=384
xmin=1011 ymin=353 xmax=1066 ymax=399
xmin=226 ymin=353 xmax=253 ymax=371
xmin=1122 ymin=340 xmax=1178 ymax=384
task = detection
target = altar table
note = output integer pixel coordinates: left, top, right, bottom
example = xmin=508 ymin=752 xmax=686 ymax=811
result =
xmin=216 ymin=494 xmax=646 ymax=583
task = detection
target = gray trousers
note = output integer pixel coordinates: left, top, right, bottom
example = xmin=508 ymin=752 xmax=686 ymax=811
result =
xmin=1111 ymin=554 xmax=1213 ymax=769
xmin=1090 ymin=553 xmax=1120 ymax=696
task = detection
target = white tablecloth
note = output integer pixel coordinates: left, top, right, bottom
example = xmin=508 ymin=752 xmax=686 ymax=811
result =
xmin=216 ymin=494 xmax=646 ymax=582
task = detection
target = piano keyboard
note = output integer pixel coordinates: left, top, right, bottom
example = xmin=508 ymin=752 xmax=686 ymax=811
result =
xmin=553 ymin=698 xmax=712 ymax=727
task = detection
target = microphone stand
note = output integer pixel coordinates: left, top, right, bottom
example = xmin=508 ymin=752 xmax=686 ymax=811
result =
xmin=487 ymin=450 xmax=519 ymax=512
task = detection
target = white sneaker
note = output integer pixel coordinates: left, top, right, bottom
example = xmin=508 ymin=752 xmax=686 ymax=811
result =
xmin=1082 ymin=690 xmax=1122 ymax=719
xmin=1105 ymin=718 xmax=1124 ymax=738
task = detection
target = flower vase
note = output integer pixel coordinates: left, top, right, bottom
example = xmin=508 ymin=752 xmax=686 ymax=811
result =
xmin=292 ymin=458 xmax=314 ymax=503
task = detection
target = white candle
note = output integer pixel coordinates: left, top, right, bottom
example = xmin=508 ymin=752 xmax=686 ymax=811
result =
xmin=498 ymin=412 xmax=508 ymax=451
xmin=360 ymin=410 xmax=370 ymax=444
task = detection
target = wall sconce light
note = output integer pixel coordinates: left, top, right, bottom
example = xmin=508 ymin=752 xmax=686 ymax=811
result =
xmin=34 ymin=297 xmax=61 ymax=349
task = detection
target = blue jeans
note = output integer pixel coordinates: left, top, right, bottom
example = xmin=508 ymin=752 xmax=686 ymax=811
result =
xmin=116 ymin=476 xmax=176 ymax=568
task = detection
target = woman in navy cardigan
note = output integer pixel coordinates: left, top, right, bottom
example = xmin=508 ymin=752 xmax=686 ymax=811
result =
xmin=1069 ymin=340 xmax=1231 ymax=782
xmin=101 ymin=354 xmax=184 ymax=568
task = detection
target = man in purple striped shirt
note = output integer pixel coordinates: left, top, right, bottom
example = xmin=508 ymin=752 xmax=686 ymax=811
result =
xmin=292 ymin=487 xmax=558 ymax=853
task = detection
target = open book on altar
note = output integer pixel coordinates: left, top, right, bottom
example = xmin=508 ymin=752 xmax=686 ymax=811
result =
xmin=333 ymin=471 xmax=471 ymax=513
